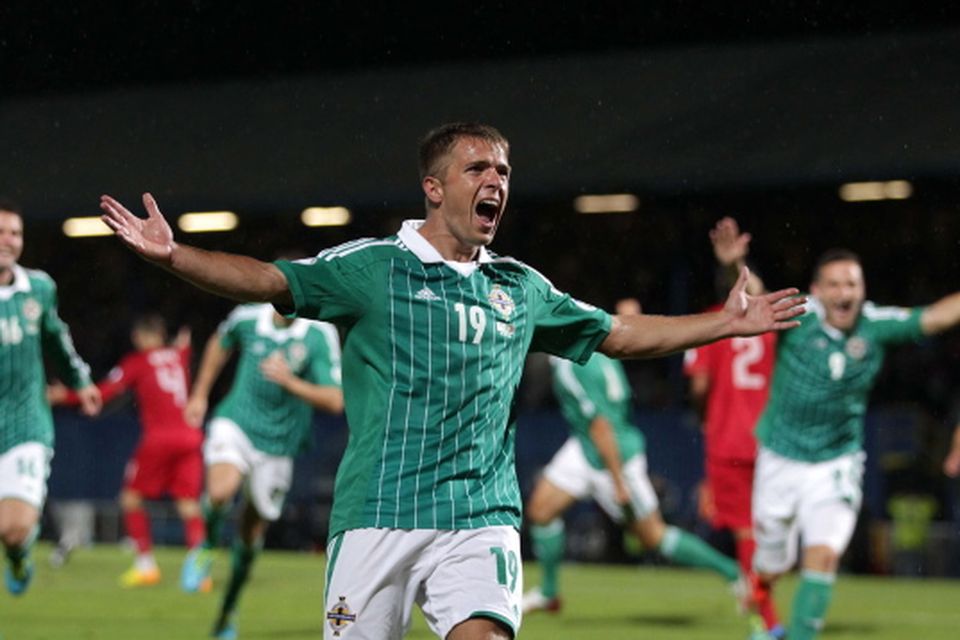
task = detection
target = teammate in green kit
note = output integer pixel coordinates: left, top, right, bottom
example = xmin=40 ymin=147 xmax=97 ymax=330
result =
xmin=180 ymin=303 xmax=343 ymax=639
xmin=99 ymin=123 xmax=803 ymax=640
xmin=523 ymin=297 xmax=749 ymax=621
xmin=749 ymin=247 xmax=960 ymax=640
xmin=0 ymin=199 xmax=101 ymax=597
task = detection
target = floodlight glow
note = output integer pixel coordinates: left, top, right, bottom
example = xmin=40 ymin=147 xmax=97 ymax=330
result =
xmin=62 ymin=217 xmax=113 ymax=237
xmin=839 ymin=180 xmax=913 ymax=202
xmin=573 ymin=194 xmax=639 ymax=214
xmin=301 ymin=206 xmax=352 ymax=227
xmin=177 ymin=211 xmax=238 ymax=233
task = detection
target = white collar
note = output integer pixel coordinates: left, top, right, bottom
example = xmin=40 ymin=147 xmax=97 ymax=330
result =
xmin=0 ymin=264 xmax=32 ymax=301
xmin=255 ymin=303 xmax=309 ymax=341
xmin=397 ymin=220 xmax=493 ymax=274
xmin=809 ymin=296 xmax=849 ymax=341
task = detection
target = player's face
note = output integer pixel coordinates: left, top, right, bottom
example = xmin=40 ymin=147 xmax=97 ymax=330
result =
xmin=811 ymin=259 xmax=865 ymax=331
xmin=0 ymin=211 xmax=24 ymax=275
xmin=422 ymin=137 xmax=510 ymax=258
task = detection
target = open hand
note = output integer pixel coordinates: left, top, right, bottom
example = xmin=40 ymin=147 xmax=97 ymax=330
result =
xmin=100 ymin=193 xmax=175 ymax=264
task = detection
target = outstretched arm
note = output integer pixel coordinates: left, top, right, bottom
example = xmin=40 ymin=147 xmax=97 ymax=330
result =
xmin=183 ymin=333 xmax=232 ymax=427
xmin=588 ymin=416 xmax=630 ymax=508
xmin=101 ymin=193 xmax=292 ymax=307
xmin=599 ymin=267 xmax=803 ymax=359
xmin=920 ymin=292 xmax=960 ymax=336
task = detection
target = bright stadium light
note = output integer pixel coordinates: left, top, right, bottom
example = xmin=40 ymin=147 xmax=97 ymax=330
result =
xmin=839 ymin=180 xmax=913 ymax=202
xmin=62 ymin=217 xmax=113 ymax=238
xmin=573 ymin=193 xmax=640 ymax=214
xmin=177 ymin=211 xmax=238 ymax=233
xmin=301 ymin=206 xmax=352 ymax=227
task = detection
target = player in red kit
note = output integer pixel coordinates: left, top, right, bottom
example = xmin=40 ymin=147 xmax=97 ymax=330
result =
xmin=50 ymin=315 xmax=205 ymax=587
xmin=684 ymin=218 xmax=783 ymax=639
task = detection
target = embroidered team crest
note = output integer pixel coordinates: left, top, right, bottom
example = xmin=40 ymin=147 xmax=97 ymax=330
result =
xmin=287 ymin=342 xmax=307 ymax=369
xmin=487 ymin=285 xmax=515 ymax=320
xmin=21 ymin=298 xmax=41 ymax=322
xmin=327 ymin=596 xmax=358 ymax=636
xmin=845 ymin=336 xmax=867 ymax=360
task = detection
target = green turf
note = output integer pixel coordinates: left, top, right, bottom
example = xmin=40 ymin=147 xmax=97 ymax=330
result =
xmin=1 ymin=544 xmax=959 ymax=639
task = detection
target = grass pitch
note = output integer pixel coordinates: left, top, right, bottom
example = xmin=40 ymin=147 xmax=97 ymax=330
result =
xmin=2 ymin=544 xmax=959 ymax=639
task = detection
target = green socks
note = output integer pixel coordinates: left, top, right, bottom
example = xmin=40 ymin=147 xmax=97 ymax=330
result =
xmin=530 ymin=519 xmax=565 ymax=598
xmin=657 ymin=526 xmax=740 ymax=583
xmin=202 ymin=497 xmax=228 ymax=550
xmin=219 ymin=541 xmax=259 ymax=620
xmin=5 ymin=524 xmax=38 ymax=572
xmin=789 ymin=570 xmax=834 ymax=640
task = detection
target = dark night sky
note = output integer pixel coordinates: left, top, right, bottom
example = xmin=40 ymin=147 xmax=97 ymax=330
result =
xmin=3 ymin=1 xmax=959 ymax=98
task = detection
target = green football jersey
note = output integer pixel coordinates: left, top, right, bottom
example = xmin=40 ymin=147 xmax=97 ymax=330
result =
xmin=212 ymin=303 xmax=342 ymax=457
xmin=0 ymin=265 xmax=92 ymax=454
xmin=756 ymin=297 xmax=924 ymax=462
xmin=276 ymin=221 xmax=612 ymax=537
xmin=550 ymin=353 xmax=644 ymax=469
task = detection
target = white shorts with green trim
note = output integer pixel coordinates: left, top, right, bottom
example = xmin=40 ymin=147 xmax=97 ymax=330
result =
xmin=752 ymin=447 xmax=864 ymax=574
xmin=0 ymin=442 xmax=52 ymax=509
xmin=543 ymin=437 xmax=659 ymax=523
xmin=323 ymin=526 xmax=522 ymax=639
xmin=203 ymin=417 xmax=292 ymax=521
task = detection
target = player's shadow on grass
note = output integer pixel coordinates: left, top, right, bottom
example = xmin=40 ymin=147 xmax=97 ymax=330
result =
xmin=560 ymin=614 xmax=699 ymax=628
xmin=821 ymin=621 xmax=879 ymax=635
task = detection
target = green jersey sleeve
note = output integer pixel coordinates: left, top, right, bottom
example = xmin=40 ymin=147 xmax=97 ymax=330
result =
xmin=861 ymin=303 xmax=924 ymax=344
xmin=38 ymin=274 xmax=92 ymax=389
xmin=304 ymin=322 xmax=342 ymax=386
xmin=217 ymin=305 xmax=255 ymax=350
xmin=274 ymin=240 xmax=385 ymax=323
xmin=526 ymin=268 xmax=612 ymax=363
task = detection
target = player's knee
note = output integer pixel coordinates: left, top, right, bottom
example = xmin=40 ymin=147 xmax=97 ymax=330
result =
xmin=0 ymin=522 xmax=31 ymax=548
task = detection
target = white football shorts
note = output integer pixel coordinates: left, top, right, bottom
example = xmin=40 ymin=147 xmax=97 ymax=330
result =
xmin=752 ymin=446 xmax=864 ymax=575
xmin=203 ymin=417 xmax=293 ymax=521
xmin=0 ymin=442 xmax=53 ymax=509
xmin=323 ymin=526 xmax=522 ymax=639
xmin=543 ymin=437 xmax=659 ymax=523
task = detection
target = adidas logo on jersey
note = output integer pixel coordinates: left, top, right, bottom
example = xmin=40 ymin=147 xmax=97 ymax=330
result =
xmin=415 ymin=287 xmax=441 ymax=301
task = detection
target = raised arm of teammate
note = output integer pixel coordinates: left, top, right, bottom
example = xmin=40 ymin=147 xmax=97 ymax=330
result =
xmin=710 ymin=216 xmax=765 ymax=296
xmin=100 ymin=193 xmax=291 ymax=307
xmin=183 ymin=332 xmax=233 ymax=427
xmin=599 ymin=267 xmax=803 ymax=359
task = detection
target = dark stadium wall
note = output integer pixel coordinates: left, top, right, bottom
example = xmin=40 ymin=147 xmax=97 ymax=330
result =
xmin=3 ymin=29 xmax=960 ymax=218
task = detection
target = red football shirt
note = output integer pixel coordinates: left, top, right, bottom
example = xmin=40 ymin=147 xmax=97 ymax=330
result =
xmin=69 ymin=346 xmax=201 ymax=447
xmin=683 ymin=324 xmax=775 ymax=463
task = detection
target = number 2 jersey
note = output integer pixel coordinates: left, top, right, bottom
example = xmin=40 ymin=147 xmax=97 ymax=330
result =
xmin=756 ymin=297 xmax=924 ymax=463
xmin=275 ymin=220 xmax=612 ymax=537
xmin=0 ymin=265 xmax=93 ymax=454
xmin=683 ymin=305 xmax=776 ymax=463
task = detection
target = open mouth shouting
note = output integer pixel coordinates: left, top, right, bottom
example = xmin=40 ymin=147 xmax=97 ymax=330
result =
xmin=474 ymin=197 xmax=502 ymax=234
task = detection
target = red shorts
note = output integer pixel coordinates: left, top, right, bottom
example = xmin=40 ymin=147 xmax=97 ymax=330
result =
xmin=124 ymin=439 xmax=203 ymax=500
xmin=705 ymin=457 xmax=755 ymax=531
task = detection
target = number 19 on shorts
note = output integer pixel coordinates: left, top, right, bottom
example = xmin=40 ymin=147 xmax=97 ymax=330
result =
xmin=489 ymin=546 xmax=519 ymax=592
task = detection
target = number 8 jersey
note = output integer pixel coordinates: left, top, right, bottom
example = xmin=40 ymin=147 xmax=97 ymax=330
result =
xmin=276 ymin=221 xmax=612 ymax=538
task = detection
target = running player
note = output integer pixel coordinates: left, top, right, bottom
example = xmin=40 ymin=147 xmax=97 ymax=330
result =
xmin=49 ymin=314 xmax=204 ymax=587
xmin=683 ymin=217 xmax=782 ymax=638
xmin=99 ymin=122 xmax=803 ymax=639
xmin=180 ymin=303 xmax=343 ymax=640
xmin=749 ymin=244 xmax=960 ymax=640
xmin=523 ymin=298 xmax=752 ymax=628
xmin=0 ymin=199 xmax=101 ymax=597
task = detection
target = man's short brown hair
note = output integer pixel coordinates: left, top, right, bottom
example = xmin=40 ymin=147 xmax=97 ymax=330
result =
xmin=418 ymin=122 xmax=509 ymax=180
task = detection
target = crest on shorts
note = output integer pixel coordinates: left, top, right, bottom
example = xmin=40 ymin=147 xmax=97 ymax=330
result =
xmin=326 ymin=596 xmax=358 ymax=636
xmin=488 ymin=285 xmax=515 ymax=320
xmin=845 ymin=336 xmax=867 ymax=360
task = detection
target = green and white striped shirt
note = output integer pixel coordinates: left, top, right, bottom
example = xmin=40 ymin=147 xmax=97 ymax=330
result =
xmin=276 ymin=221 xmax=612 ymax=537
xmin=757 ymin=297 xmax=924 ymax=462
xmin=551 ymin=353 xmax=644 ymax=469
xmin=0 ymin=265 xmax=92 ymax=454
xmin=213 ymin=303 xmax=342 ymax=457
